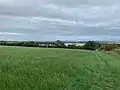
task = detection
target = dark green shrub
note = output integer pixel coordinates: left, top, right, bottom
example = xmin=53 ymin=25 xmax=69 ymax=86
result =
xmin=84 ymin=41 xmax=101 ymax=51
xmin=101 ymin=44 xmax=118 ymax=51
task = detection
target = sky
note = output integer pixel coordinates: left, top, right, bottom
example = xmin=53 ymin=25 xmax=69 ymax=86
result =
xmin=0 ymin=0 xmax=120 ymax=41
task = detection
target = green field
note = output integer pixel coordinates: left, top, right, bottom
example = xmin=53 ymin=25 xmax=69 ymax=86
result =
xmin=0 ymin=47 xmax=120 ymax=90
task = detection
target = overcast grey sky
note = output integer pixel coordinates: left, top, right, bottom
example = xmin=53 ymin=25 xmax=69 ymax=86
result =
xmin=0 ymin=0 xmax=120 ymax=41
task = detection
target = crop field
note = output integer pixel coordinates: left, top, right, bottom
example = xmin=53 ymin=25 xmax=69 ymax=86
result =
xmin=0 ymin=47 xmax=120 ymax=90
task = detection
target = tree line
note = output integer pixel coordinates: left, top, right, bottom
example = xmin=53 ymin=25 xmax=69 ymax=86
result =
xmin=0 ymin=40 xmax=83 ymax=49
xmin=0 ymin=40 xmax=119 ymax=51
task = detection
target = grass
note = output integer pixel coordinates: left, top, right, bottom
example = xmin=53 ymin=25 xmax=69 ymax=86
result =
xmin=0 ymin=47 xmax=120 ymax=90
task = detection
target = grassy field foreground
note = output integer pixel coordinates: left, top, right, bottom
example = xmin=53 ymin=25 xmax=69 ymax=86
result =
xmin=0 ymin=47 xmax=120 ymax=90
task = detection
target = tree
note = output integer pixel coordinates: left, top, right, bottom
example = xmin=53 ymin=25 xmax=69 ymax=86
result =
xmin=84 ymin=41 xmax=101 ymax=51
xmin=54 ymin=40 xmax=66 ymax=48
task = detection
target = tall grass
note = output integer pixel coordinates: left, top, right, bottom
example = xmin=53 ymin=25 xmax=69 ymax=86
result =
xmin=0 ymin=47 xmax=120 ymax=90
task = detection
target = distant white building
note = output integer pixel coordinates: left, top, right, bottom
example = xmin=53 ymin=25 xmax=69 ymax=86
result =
xmin=65 ymin=43 xmax=85 ymax=46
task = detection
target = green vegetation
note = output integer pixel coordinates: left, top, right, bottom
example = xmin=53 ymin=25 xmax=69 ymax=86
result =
xmin=0 ymin=40 xmax=101 ymax=50
xmin=0 ymin=47 xmax=120 ymax=90
xmin=1 ymin=40 xmax=120 ymax=51
xmin=0 ymin=41 xmax=78 ymax=49
xmin=100 ymin=44 xmax=119 ymax=51
xmin=84 ymin=41 xmax=101 ymax=50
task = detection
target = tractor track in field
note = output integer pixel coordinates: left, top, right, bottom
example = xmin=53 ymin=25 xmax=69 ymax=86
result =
xmin=94 ymin=51 xmax=112 ymax=66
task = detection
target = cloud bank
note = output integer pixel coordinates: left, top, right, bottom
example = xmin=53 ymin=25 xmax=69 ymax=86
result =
xmin=0 ymin=0 xmax=120 ymax=41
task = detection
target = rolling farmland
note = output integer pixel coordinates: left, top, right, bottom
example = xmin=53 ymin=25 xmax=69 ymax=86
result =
xmin=0 ymin=47 xmax=120 ymax=90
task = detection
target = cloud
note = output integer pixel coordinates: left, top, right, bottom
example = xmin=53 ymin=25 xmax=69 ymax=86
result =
xmin=0 ymin=32 xmax=22 ymax=35
xmin=0 ymin=0 xmax=120 ymax=41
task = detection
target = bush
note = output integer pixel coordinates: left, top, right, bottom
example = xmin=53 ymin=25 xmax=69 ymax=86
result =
xmin=100 ymin=44 xmax=118 ymax=51
xmin=84 ymin=41 xmax=101 ymax=51
xmin=68 ymin=44 xmax=78 ymax=49
xmin=54 ymin=40 xmax=66 ymax=48
xmin=113 ymin=49 xmax=120 ymax=54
